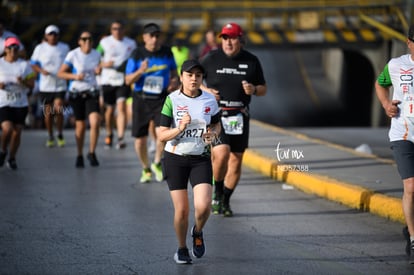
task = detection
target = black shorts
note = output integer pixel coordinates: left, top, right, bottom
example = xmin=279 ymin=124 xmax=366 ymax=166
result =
xmin=102 ymin=85 xmax=131 ymax=106
xmin=0 ymin=106 xmax=29 ymax=125
xmin=69 ymin=93 xmax=100 ymax=121
xmin=213 ymin=113 xmax=250 ymax=153
xmin=391 ymin=140 xmax=414 ymax=180
xmin=39 ymin=92 xmax=67 ymax=105
xmin=163 ymin=151 xmax=213 ymax=191
xmin=131 ymin=93 xmax=165 ymax=138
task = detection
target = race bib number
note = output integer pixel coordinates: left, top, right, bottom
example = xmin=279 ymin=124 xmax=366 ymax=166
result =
xmin=175 ymin=120 xmax=207 ymax=155
xmin=143 ymin=76 xmax=164 ymax=94
xmin=108 ymin=70 xmax=124 ymax=86
xmin=221 ymin=114 xmax=243 ymax=135
xmin=0 ymin=84 xmax=26 ymax=105
xmin=403 ymin=100 xmax=414 ymax=118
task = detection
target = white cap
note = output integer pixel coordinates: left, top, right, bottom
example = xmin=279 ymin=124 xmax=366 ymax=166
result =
xmin=45 ymin=25 xmax=59 ymax=35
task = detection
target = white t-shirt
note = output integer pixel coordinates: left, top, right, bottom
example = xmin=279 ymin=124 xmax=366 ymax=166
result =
xmin=98 ymin=35 xmax=137 ymax=86
xmin=378 ymin=54 xmax=414 ymax=142
xmin=161 ymin=89 xmax=220 ymax=155
xmin=30 ymin=41 xmax=70 ymax=92
xmin=63 ymin=47 xmax=101 ymax=92
xmin=0 ymin=57 xmax=33 ymax=107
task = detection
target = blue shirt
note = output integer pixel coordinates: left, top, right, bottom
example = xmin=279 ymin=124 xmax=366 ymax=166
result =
xmin=125 ymin=46 xmax=176 ymax=96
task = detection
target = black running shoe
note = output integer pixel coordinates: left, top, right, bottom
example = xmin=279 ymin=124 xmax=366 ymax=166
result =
xmin=191 ymin=225 xmax=205 ymax=258
xmin=87 ymin=152 xmax=99 ymax=167
xmin=403 ymin=226 xmax=411 ymax=256
xmin=7 ymin=158 xmax=17 ymax=170
xmin=0 ymin=150 xmax=7 ymax=167
xmin=76 ymin=156 xmax=84 ymax=168
xmin=222 ymin=204 xmax=233 ymax=217
xmin=174 ymin=247 xmax=192 ymax=264
xmin=116 ymin=138 xmax=126 ymax=149
xmin=410 ymin=241 xmax=414 ymax=264
xmin=211 ymin=193 xmax=223 ymax=215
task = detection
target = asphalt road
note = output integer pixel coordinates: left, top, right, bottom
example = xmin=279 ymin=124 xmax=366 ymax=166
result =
xmin=0 ymin=130 xmax=412 ymax=274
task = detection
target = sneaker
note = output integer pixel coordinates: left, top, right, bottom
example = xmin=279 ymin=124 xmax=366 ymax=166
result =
xmin=222 ymin=204 xmax=233 ymax=217
xmin=403 ymin=226 xmax=411 ymax=256
xmin=104 ymin=135 xmax=113 ymax=149
xmin=6 ymin=158 xmax=17 ymax=170
xmin=151 ymin=162 xmax=163 ymax=182
xmin=57 ymin=136 xmax=65 ymax=147
xmin=140 ymin=169 xmax=152 ymax=183
xmin=0 ymin=150 xmax=7 ymax=167
xmin=116 ymin=138 xmax=126 ymax=149
xmin=191 ymin=225 xmax=205 ymax=258
xmin=403 ymin=226 xmax=414 ymax=264
xmin=76 ymin=155 xmax=84 ymax=168
xmin=211 ymin=193 xmax=223 ymax=215
xmin=46 ymin=138 xmax=55 ymax=148
xmin=174 ymin=247 xmax=192 ymax=264
xmin=410 ymin=242 xmax=414 ymax=264
xmin=87 ymin=152 xmax=99 ymax=167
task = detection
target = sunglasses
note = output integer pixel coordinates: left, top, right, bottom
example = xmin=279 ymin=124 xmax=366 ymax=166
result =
xmin=6 ymin=45 xmax=19 ymax=50
xmin=47 ymin=32 xmax=58 ymax=36
xmin=80 ymin=37 xmax=92 ymax=42
xmin=111 ymin=27 xmax=122 ymax=31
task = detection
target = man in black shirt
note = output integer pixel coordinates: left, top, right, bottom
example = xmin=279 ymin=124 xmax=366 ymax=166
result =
xmin=201 ymin=23 xmax=267 ymax=217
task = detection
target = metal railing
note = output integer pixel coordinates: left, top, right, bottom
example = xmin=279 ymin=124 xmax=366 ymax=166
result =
xmin=10 ymin=0 xmax=410 ymax=46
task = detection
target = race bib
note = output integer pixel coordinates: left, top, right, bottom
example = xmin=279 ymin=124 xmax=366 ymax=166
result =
xmin=108 ymin=70 xmax=124 ymax=86
xmin=221 ymin=113 xmax=243 ymax=135
xmin=143 ymin=76 xmax=164 ymax=94
xmin=174 ymin=119 xmax=207 ymax=155
xmin=0 ymin=84 xmax=26 ymax=106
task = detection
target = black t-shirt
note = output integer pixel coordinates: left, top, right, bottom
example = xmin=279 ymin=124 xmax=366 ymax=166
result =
xmin=201 ymin=48 xmax=266 ymax=108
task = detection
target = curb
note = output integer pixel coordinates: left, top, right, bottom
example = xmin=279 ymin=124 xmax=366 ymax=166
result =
xmin=242 ymin=120 xmax=405 ymax=224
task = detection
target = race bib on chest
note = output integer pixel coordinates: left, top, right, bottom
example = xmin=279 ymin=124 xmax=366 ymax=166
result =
xmin=174 ymin=120 xmax=207 ymax=155
xmin=108 ymin=70 xmax=124 ymax=86
xmin=0 ymin=86 xmax=27 ymax=106
xmin=221 ymin=113 xmax=244 ymax=135
xmin=143 ymin=76 xmax=164 ymax=94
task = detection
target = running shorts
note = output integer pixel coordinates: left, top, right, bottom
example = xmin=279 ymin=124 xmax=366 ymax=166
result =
xmin=69 ymin=92 xmax=100 ymax=121
xmin=102 ymin=85 xmax=131 ymax=105
xmin=0 ymin=106 xmax=29 ymax=125
xmin=213 ymin=113 xmax=250 ymax=153
xmin=39 ymin=91 xmax=67 ymax=105
xmin=163 ymin=150 xmax=213 ymax=191
xmin=391 ymin=140 xmax=414 ymax=180
xmin=131 ymin=93 xmax=165 ymax=138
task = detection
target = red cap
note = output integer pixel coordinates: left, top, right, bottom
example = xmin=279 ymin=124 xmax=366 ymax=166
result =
xmin=219 ymin=23 xmax=243 ymax=38
xmin=4 ymin=37 xmax=20 ymax=47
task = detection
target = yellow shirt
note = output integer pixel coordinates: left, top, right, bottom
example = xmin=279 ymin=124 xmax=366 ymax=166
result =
xmin=171 ymin=46 xmax=190 ymax=75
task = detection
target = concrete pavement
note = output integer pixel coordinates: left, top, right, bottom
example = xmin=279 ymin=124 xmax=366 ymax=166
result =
xmin=243 ymin=120 xmax=405 ymax=224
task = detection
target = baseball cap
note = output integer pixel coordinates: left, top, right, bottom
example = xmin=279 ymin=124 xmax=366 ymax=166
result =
xmin=143 ymin=23 xmax=161 ymax=34
xmin=45 ymin=25 xmax=60 ymax=35
xmin=409 ymin=24 xmax=414 ymax=41
xmin=4 ymin=37 xmax=20 ymax=48
xmin=181 ymin=59 xmax=205 ymax=75
xmin=219 ymin=23 xmax=243 ymax=38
